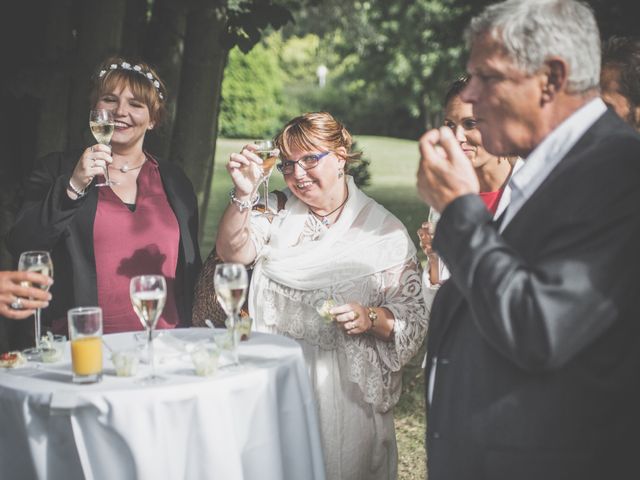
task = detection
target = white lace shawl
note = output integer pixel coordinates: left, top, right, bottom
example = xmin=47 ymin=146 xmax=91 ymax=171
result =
xmin=248 ymin=177 xmax=428 ymax=412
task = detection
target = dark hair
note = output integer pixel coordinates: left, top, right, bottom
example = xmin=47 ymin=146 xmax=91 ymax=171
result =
xmin=602 ymin=36 xmax=640 ymax=108
xmin=443 ymin=75 xmax=470 ymax=108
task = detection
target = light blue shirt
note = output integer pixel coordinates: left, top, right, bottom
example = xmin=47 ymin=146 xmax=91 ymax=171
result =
xmin=499 ymin=98 xmax=607 ymax=232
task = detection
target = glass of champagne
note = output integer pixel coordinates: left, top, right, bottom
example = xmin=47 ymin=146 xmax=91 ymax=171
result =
xmin=253 ymin=140 xmax=279 ymax=216
xmin=213 ymin=263 xmax=248 ymax=365
xmin=19 ymin=251 xmax=53 ymax=359
xmin=89 ymin=108 xmax=115 ymax=187
xmin=130 ymin=275 xmax=167 ymax=384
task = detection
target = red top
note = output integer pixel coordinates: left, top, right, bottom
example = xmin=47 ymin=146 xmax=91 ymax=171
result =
xmin=479 ymin=188 xmax=504 ymax=215
xmin=93 ymin=157 xmax=181 ymax=334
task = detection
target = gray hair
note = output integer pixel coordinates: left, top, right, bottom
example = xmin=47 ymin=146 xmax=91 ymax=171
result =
xmin=466 ymin=0 xmax=601 ymax=94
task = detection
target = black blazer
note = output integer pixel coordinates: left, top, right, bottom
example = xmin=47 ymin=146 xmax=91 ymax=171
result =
xmin=425 ymin=110 xmax=640 ymax=480
xmin=6 ymin=150 xmax=202 ymax=330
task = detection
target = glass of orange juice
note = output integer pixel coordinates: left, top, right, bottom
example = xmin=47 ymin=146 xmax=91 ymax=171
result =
xmin=68 ymin=307 xmax=103 ymax=384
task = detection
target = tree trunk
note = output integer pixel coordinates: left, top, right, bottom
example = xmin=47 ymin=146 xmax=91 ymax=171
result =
xmin=67 ymin=0 xmax=127 ymax=149
xmin=121 ymin=0 xmax=148 ymax=58
xmin=170 ymin=4 xmax=229 ymax=232
xmin=35 ymin=0 xmax=75 ymax=158
xmin=143 ymin=0 xmax=188 ymax=158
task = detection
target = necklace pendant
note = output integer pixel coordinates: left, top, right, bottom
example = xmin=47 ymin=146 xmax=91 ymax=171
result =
xmin=120 ymin=164 xmax=130 ymax=173
xmin=321 ymin=217 xmax=330 ymax=226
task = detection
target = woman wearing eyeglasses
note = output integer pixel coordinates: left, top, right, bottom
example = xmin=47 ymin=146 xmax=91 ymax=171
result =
xmin=215 ymin=112 xmax=427 ymax=480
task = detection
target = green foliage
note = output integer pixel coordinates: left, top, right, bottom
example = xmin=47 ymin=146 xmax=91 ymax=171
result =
xmin=347 ymin=141 xmax=371 ymax=188
xmin=222 ymin=0 xmax=298 ymax=52
xmin=219 ymin=43 xmax=289 ymax=138
xmin=277 ymin=0 xmax=482 ymax=137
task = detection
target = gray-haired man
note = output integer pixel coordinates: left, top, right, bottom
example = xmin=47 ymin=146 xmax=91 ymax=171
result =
xmin=417 ymin=1 xmax=640 ymax=478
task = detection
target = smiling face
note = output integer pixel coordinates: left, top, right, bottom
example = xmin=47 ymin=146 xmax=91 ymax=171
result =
xmin=282 ymin=146 xmax=347 ymax=210
xmin=95 ymin=83 xmax=152 ymax=151
xmin=461 ymin=33 xmax=544 ymax=158
xmin=443 ymin=95 xmax=497 ymax=169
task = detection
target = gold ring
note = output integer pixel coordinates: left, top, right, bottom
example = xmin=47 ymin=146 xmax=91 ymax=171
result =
xmin=353 ymin=311 xmax=359 ymax=320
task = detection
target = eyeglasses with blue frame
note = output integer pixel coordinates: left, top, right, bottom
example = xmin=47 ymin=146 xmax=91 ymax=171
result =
xmin=276 ymin=151 xmax=332 ymax=175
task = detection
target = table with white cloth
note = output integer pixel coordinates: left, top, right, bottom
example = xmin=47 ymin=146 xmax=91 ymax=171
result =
xmin=0 ymin=328 xmax=325 ymax=480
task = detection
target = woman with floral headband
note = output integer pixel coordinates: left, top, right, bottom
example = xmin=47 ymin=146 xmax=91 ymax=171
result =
xmin=7 ymin=56 xmax=201 ymax=335
xmin=215 ymin=111 xmax=428 ymax=479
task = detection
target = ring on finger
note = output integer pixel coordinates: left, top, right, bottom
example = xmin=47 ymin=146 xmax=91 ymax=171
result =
xmin=353 ymin=311 xmax=359 ymax=320
xmin=10 ymin=297 xmax=23 ymax=310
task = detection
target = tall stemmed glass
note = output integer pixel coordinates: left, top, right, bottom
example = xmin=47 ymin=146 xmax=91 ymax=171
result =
xmin=19 ymin=251 xmax=53 ymax=359
xmin=130 ymin=275 xmax=167 ymax=384
xmin=253 ymin=140 xmax=279 ymax=216
xmin=89 ymin=109 xmax=115 ymax=187
xmin=214 ymin=263 xmax=248 ymax=365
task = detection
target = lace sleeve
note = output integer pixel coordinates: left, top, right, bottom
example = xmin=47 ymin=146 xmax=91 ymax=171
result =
xmin=375 ymin=257 xmax=428 ymax=371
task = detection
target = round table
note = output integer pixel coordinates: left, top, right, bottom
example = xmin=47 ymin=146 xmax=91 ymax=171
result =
xmin=0 ymin=328 xmax=325 ymax=480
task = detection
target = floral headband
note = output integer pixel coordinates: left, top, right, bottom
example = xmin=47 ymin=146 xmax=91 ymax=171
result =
xmin=98 ymin=61 xmax=164 ymax=100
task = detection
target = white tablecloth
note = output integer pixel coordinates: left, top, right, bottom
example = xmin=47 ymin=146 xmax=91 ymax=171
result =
xmin=0 ymin=328 xmax=325 ymax=480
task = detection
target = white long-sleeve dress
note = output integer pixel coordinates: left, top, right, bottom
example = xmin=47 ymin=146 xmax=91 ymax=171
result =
xmin=248 ymin=178 xmax=428 ymax=480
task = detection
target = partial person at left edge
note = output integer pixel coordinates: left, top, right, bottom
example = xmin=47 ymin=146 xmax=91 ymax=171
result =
xmin=6 ymin=56 xmax=201 ymax=337
xmin=0 ymin=270 xmax=52 ymax=320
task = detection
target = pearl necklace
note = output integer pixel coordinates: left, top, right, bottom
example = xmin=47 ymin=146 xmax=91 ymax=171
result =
xmin=308 ymin=191 xmax=349 ymax=226
xmin=109 ymin=154 xmax=147 ymax=173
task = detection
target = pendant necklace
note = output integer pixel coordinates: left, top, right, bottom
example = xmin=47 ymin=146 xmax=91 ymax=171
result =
xmin=308 ymin=191 xmax=349 ymax=227
xmin=110 ymin=154 xmax=147 ymax=173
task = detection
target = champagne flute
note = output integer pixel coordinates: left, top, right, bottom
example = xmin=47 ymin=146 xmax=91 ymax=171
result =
xmin=19 ymin=251 xmax=53 ymax=359
xmin=253 ymin=140 xmax=278 ymax=216
xmin=213 ymin=263 xmax=248 ymax=365
xmin=89 ymin=109 xmax=115 ymax=187
xmin=130 ymin=275 xmax=167 ymax=384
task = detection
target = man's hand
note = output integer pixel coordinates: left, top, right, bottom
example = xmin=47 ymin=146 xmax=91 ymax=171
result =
xmin=417 ymin=126 xmax=480 ymax=213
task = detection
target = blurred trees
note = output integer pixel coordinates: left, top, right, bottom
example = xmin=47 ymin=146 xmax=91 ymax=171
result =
xmin=219 ymin=0 xmax=636 ymax=140
xmin=219 ymin=42 xmax=287 ymax=138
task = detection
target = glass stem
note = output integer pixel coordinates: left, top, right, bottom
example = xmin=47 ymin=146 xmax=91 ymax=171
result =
xmin=148 ymin=328 xmax=156 ymax=378
xmin=102 ymin=142 xmax=111 ymax=185
xmin=34 ymin=308 xmax=41 ymax=349
xmin=262 ymin=177 xmax=270 ymax=213
xmin=231 ymin=313 xmax=240 ymax=364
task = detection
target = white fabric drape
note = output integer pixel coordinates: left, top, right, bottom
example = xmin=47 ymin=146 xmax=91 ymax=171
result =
xmin=251 ymin=176 xmax=415 ymax=291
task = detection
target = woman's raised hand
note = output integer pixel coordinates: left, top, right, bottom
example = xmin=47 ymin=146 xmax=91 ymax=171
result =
xmin=69 ymin=144 xmax=113 ymax=197
xmin=227 ymin=144 xmax=274 ymax=197
xmin=417 ymin=223 xmax=435 ymax=256
xmin=417 ymin=223 xmax=441 ymax=285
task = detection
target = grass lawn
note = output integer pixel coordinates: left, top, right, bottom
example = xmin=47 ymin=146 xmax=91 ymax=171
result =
xmin=202 ymin=135 xmax=428 ymax=479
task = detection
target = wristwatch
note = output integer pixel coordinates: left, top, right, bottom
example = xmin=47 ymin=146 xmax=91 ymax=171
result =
xmin=367 ymin=307 xmax=378 ymax=327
